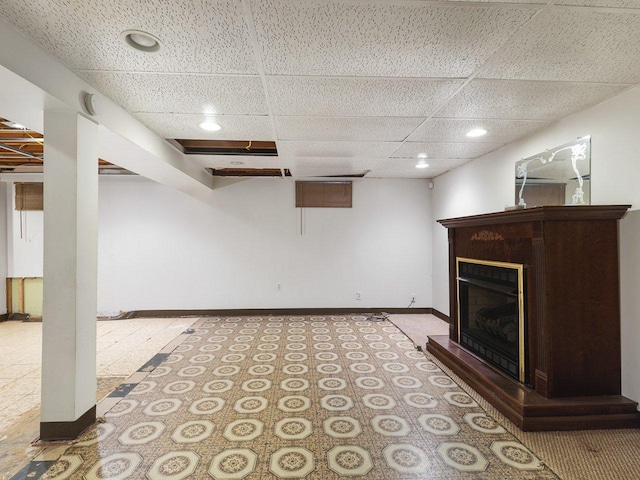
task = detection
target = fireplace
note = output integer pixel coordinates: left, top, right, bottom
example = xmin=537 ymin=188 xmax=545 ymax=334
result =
xmin=428 ymin=206 xmax=640 ymax=431
xmin=457 ymin=257 xmax=526 ymax=383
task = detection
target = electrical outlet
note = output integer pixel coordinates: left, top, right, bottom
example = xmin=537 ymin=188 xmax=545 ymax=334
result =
xmin=356 ymin=291 xmax=361 ymax=301
xmin=411 ymin=293 xmax=416 ymax=302
xmin=277 ymin=283 xmax=282 ymax=291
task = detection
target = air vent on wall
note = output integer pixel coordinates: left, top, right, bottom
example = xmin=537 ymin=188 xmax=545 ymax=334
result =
xmin=175 ymin=139 xmax=277 ymax=156
xmin=206 ymin=168 xmax=291 ymax=177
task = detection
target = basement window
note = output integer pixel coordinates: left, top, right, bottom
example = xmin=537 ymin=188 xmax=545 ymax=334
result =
xmin=14 ymin=182 xmax=43 ymax=211
xmin=295 ymin=181 xmax=352 ymax=208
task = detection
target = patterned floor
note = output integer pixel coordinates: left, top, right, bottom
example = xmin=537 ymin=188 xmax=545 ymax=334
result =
xmin=37 ymin=315 xmax=559 ymax=479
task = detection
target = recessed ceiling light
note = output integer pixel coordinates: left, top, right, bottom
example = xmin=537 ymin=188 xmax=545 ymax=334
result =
xmin=417 ymin=153 xmax=428 ymax=159
xmin=199 ymin=121 xmax=222 ymax=132
xmin=466 ymin=128 xmax=487 ymax=138
xmin=121 ymin=30 xmax=162 ymax=53
xmin=416 ymin=162 xmax=429 ymax=169
xmin=231 ymin=161 xmax=244 ymax=166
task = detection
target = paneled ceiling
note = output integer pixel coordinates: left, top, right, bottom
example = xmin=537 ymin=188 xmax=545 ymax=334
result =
xmin=1 ymin=0 xmax=639 ymax=179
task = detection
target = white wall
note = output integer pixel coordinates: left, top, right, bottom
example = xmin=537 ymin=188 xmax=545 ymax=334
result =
xmin=97 ymin=177 xmax=432 ymax=314
xmin=0 ymin=182 xmax=6 ymax=314
xmin=431 ymin=84 xmax=640 ymax=403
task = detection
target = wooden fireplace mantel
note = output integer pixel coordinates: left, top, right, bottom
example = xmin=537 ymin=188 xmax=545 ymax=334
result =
xmin=428 ymin=205 xmax=640 ymax=431
xmin=437 ymin=204 xmax=631 ymax=228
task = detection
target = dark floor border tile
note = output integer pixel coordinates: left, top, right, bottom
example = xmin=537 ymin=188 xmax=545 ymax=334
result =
xmin=10 ymin=460 xmax=54 ymax=480
xmin=137 ymin=353 xmax=170 ymax=372
xmin=108 ymin=383 xmax=138 ymax=397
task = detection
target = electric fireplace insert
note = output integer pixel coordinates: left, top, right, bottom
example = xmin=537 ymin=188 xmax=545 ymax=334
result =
xmin=457 ymin=257 xmax=526 ymax=383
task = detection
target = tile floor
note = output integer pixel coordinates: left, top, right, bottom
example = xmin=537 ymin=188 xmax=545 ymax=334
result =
xmin=0 ymin=317 xmax=198 ymax=479
xmin=25 ymin=315 xmax=558 ymax=479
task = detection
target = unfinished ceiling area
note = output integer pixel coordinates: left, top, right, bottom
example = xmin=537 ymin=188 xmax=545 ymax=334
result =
xmin=0 ymin=118 xmax=43 ymax=171
xmin=1 ymin=0 xmax=639 ymax=179
xmin=0 ymin=118 xmax=127 ymax=174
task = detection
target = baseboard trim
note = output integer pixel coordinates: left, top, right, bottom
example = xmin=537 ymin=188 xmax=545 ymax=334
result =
xmin=430 ymin=308 xmax=450 ymax=322
xmin=15 ymin=308 xmax=450 ymax=322
xmin=103 ymin=307 xmax=434 ymax=319
xmin=40 ymin=405 xmax=96 ymax=441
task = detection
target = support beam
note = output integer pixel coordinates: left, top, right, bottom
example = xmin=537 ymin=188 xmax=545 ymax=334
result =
xmin=40 ymin=111 xmax=98 ymax=440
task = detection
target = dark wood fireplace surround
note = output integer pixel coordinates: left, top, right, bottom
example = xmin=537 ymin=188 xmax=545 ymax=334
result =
xmin=428 ymin=205 xmax=640 ymax=431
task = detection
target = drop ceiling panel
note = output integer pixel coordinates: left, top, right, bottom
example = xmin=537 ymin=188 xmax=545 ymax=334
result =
xmin=480 ymin=9 xmax=640 ymax=83
xmin=277 ymin=141 xmax=401 ymax=159
xmin=369 ymin=158 xmax=471 ymax=179
xmin=392 ymin=142 xmax=505 ymax=159
xmin=134 ymin=114 xmax=274 ymax=141
xmin=274 ymin=116 xmax=425 ymax=142
xmin=79 ymin=72 xmax=268 ymax=114
xmin=251 ymin=0 xmax=537 ymax=77
xmin=556 ymin=0 xmax=640 ymax=7
xmin=289 ymin=157 xmax=384 ymax=178
xmin=438 ymin=79 xmax=629 ymax=120
xmin=267 ymin=77 xmax=463 ymax=117
xmin=4 ymin=0 xmax=639 ymax=183
xmin=0 ymin=0 xmax=257 ymax=74
xmin=407 ymin=118 xmax=550 ymax=143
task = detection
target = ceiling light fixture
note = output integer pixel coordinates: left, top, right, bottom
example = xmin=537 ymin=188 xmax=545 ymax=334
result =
xmin=121 ymin=30 xmax=162 ymax=53
xmin=418 ymin=153 xmax=428 ymax=159
xmin=416 ymin=161 xmax=429 ymax=169
xmin=231 ymin=161 xmax=244 ymax=165
xmin=466 ymin=128 xmax=487 ymax=138
xmin=199 ymin=121 xmax=222 ymax=132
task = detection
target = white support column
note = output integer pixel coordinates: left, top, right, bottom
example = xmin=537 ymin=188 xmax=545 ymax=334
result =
xmin=40 ymin=111 xmax=98 ymax=440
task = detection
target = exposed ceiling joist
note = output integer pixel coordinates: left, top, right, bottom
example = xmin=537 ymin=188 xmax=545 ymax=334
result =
xmin=0 ymin=141 xmax=42 ymax=161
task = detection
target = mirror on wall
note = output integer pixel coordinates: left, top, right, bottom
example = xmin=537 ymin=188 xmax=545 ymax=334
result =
xmin=515 ymin=136 xmax=591 ymax=207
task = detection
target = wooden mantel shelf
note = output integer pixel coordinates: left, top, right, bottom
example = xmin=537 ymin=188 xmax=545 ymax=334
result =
xmin=429 ymin=205 xmax=640 ymax=431
xmin=438 ymin=205 xmax=631 ymax=229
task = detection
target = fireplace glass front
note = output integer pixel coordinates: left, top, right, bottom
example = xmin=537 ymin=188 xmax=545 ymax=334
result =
xmin=457 ymin=258 xmax=526 ymax=383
